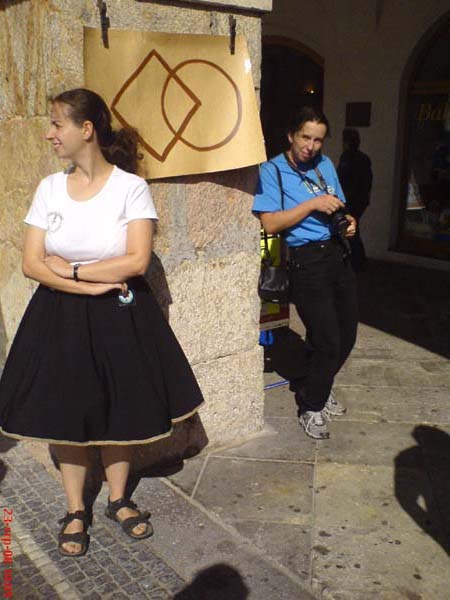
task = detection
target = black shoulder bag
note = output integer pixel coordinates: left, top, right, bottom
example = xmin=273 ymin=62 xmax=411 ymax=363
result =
xmin=258 ymin=163 xmax=290 ymax=304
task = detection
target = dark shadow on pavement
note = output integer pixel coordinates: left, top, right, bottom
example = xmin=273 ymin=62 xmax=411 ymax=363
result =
xmin=394 ymin=425 xmax=450 ymax=556
xmin=263 ymin=326 xmax=307 ymax=381
xmin=49 ymin=413 xmax=209 ymax=514
xmin=173 ymin=564 xmax=250 ymax=600
xmin=357 ymin=260 xmax=450 ymax=359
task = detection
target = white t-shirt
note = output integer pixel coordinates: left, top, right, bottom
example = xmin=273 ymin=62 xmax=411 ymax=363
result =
xmin=25 ymin=166 xmax=158 ymax=264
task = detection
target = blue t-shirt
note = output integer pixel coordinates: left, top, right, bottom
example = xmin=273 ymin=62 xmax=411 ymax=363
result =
xmin=253 ymin=153 xmax=346 ymax=247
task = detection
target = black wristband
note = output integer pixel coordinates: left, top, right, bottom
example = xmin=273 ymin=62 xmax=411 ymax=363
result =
xmin=73 ymin=263 xmax=81 ymax=282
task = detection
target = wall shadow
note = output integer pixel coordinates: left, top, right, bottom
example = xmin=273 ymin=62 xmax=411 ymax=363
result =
xmin=144 ymin=251 xmax=173 ymax=320
xmin=394 ymin=425 xmax=450 ymax=555
xmin=173 ymin=564 xmax=250 ymax=600
xmin=357 ymin=259 xmax=450 ymax=358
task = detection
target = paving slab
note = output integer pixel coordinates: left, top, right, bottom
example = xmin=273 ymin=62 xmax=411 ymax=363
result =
xmin=229 ymin=519 xmax=312 ymax=583
xmin=313 ymin=463 xmax=449 ymax=598
xmin=213 ymin=417 xmax=316 ymax=462
xmin=335 ymin=358 xmax=450 ymax=388
xmin=264 ymin=382 xmax=298 ymax=418
xmin=165 ymin=455 xmax=206 ymax=496
xmin=317 ymin=421 xmax=426 ymax=467
xmin=132 ymin=479 xmax=317 ymax=599
xmin=352 ymin=324 xmax=448 ymax=362
xmin=193 ymin=456 xmax=314 ymax=524
xmin=329 ymin=385 xmax=450 ymax=424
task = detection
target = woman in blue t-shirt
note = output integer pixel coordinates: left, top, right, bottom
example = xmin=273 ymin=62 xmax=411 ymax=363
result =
xmin=253 ymin=106 xmax=358 ymax=440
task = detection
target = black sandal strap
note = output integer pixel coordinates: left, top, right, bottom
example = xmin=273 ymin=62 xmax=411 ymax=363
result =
xmin=107 ymin=497 xmax=138 ymax=514
xmin=120 ymin=515 xmax=151 ymax=536
xmin=58 ymin=510 xmax=91 ymax=530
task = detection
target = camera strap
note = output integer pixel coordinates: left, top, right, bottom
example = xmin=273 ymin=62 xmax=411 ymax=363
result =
xmin=283 ymin=153 xmax=351 ymax=259
xmin=283 ymin=152 xmax=328 ymax=195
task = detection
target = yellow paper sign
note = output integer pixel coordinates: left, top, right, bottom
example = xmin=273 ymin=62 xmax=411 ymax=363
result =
xmin=84 ymin=28 xmax=266 ymax=179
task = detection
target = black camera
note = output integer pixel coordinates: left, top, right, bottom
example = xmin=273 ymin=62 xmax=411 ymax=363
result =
xmin=329 ymin=207 xmax=349 ymax=241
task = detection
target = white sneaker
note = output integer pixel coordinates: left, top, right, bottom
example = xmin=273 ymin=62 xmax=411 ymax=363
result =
xmin=322 ymin=390 xmax=347 ymax=418
xmin=299 ymin=411 xmax=330 ymax=440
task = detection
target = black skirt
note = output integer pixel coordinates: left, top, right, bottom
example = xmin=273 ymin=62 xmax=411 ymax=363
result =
xmin=0 ymin=277 xmax=204 ymax=446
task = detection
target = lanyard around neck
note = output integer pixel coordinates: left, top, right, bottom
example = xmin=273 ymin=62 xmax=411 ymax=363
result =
xmin=283 ymin=152 xmax=328 ymax=194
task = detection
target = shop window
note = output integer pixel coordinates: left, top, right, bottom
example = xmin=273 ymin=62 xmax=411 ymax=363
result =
xmin=397 ymin=21 xmax=450 ymax=260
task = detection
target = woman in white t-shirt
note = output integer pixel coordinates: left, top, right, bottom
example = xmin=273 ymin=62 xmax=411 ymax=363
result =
xmin=0 ymin=89 xmax=204 ymax=557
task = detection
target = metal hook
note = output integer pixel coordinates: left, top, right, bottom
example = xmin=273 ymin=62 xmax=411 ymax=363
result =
xmin=229 ymin=15 xmax=236 ymax=55
xmin=97 ymin=0 xmax=110 ymax=48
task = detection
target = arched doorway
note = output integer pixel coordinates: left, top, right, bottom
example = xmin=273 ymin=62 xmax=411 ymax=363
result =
xmin=260 ymin=37 xmax=324 ymax=159
xmin=395 ymin=13 xmax=450 ymax=261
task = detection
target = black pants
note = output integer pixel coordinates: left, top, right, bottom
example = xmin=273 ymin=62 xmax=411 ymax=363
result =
xmin=289 ymin=239 xmax=358 ymax=413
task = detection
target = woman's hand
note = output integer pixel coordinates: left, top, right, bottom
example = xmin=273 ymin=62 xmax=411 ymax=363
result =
xmin=86 ymin=282 xmax=127 ymax=296
xmin=44 ymin=255 xmax=73 ymax=279
xmin=344 ymin=215 xmax=357 ymax=238
xmin=312 ymin=195 xmax=345 ymax=216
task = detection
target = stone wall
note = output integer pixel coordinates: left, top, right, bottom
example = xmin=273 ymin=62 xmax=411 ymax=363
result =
xmin=0 ymin=0 xmax=268 ymax=458
xmin=263 ymin=0 xmax=450 ymax=270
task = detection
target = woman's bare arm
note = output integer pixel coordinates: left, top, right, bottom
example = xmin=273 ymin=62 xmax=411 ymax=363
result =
xmin=260 ymin=195 xmax=345 ymax=234
xmin=44 ymin=220 xmax=153 ymax=283
xmin=22 ymin=226 xmax=124 ymax=295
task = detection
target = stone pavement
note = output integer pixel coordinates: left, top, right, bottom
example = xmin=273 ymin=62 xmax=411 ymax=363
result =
xmin=1 ymin=260 xmax=450 ymax=599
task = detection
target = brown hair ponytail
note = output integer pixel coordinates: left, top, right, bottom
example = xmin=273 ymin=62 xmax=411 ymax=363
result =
xmin=52 ymin=88 xmax=141 ymax=174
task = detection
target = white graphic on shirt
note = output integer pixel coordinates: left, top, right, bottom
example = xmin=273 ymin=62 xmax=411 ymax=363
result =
xmin=304 ymin=182 xmax=335 ymax=196
xmin=48 ymin=212 xmax=63 ymax=232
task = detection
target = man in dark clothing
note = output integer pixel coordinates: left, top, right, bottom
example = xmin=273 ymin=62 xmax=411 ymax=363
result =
xmin=337 ymin=128 xmax=372 ymax=270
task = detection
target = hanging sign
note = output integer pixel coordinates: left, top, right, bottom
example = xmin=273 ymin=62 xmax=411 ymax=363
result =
xmin=84 ymin=28 xmax=266 ymax=179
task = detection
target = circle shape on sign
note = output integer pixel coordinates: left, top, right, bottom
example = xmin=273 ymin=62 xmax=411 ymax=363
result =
xmin=161 ymin=59 xmax=243 ymax=152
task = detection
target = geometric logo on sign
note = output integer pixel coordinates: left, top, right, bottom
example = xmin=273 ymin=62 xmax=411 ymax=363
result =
xmin=111 ymin=50 xmax=243 ymax=162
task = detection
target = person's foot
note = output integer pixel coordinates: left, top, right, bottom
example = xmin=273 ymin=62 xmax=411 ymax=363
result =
xmin=299 ymin=411 xmax=330 ymax=439
xmin=105 ymin=497 xmax=153 ymax=539
xmin=114 ymin=505 xmax=148 ymax=537
xmin=322 ymin=390 xmax=347 ymax=418
xmin=58 ymin=510 xmax=91 ymax=557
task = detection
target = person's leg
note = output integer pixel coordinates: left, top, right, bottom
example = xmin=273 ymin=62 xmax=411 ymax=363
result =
xmin=52 ymin=444 xmax=90 ymax=555
xmin=289 ymin=247 xmax=341 ymax=413
xmin=334 ymin=256 xmax=359 ymax=374
xmin=101 ymin=445 xmax=148 ymax=537
xmin=292 ymin=292 xmax=341 ymax=412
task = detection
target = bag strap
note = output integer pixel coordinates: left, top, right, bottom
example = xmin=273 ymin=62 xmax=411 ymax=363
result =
xmin=269 ymin=161 xmax=285 ymax=211
xmin=260 ymin=161 xmax=286 ymax=264
xmin=283 ymin=152 xmax=328 ymax=194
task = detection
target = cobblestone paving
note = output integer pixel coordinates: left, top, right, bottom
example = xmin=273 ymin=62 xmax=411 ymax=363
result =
xmin=0 ymin=442 xmax=186 ymax=599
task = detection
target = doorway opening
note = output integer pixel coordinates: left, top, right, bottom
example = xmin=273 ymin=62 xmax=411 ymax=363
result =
xmin=260 ymin=37 xmax=324 ymax=159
